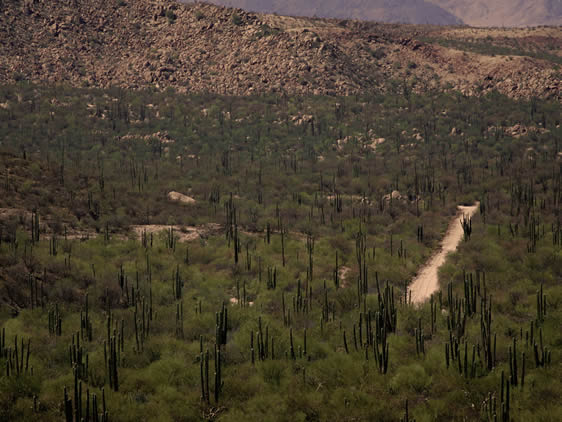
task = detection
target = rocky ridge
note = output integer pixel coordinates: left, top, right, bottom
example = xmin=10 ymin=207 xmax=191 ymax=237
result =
xmin=0 ymin=0 xmax=559 ymax=100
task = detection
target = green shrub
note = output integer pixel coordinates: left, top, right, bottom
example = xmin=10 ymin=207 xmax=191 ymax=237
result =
xmin=371 ymin=47 xmax=387 ymax=60
xmin=390 ymin=364 xmax=432 ymax=394
xmin=166 ymin=10 xmax=177 ymax=24
xmin=231 ymin=13 xmax=243 ymax=26
xmin=255 ymin=24 xmax=280 ymax=39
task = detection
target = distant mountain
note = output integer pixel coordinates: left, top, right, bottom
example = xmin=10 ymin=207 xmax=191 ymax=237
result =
xmin=204 ymin=0 xmax=562 ymax=26
xmin=428 ymin=0 xmax=562 ymax=27
xmin=204 ymin=0 xmax=464 ymax=25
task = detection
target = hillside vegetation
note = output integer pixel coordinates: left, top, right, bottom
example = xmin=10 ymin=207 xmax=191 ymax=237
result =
xmin=0 ymin=80 xmax=560 ymax=421
xmin=0 ymin=1 xmax=561 ymax=421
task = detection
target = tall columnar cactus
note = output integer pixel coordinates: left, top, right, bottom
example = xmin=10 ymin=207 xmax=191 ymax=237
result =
xmin=415 ymin=318 xmax=425 ymax=356
xmin=306 ymin=234 xmax=314 ymax=281
xmin=343 ymin=329 xmax=349 ymax=354
xmin=536 ymin=283 xmax=546 ymax=324
xmin=521 ymin=350 xmax=526 ymax=388
xmin=65 ymin=385 xmax=108 ymax=422
xmin=267 ymin=266 xmax=277 ymax=290
xmin=176 ymin=301 xmax=184 ymax=339
xmin=81 ymin=293 xmax=93 ymax=342
xmin=2 ymin=334 xmax=32 ymax=377
xmin=281 ymin=225 xmax=286 ymax=267
xmin=417 ymin=225 xmax=424 ymax=243
xmin=461 ymin=214 xmax=472 ymax=241
xmin=378 ymin=281 xmax=397 ymax=333
xmin=290 ymin=328 xmax=296 ymax=360
xmin=256 ymin=316 xmax=270 ymax=361
xmin=355 ymin=230 xmax=368 ymax=297
xmin=200 ymin=350 xmax=210 ymax=403
xmin=216 ymin=303 xmax=228 ymax=346
xmin=499 ymin=370 xmax=511 ymax=422
xmin=166 ymin=226 xmax=176 ymax=250
xmin=173 ymin=265 xmax=183 ymax=300
xmin=31 ymin=210 xmax=40 ymax=243
xmin=509 ymin=338 xmax=518 ymax=386
xmin=49 ymin=234 xmax=58 ymax=256
xmin=373 ymin=310 xmax=389 ymax=374
xmin=333 ymin=251 xmax=340 ymax=289
xmin=463 ymin=273 xmax=477 ymax=317
xmin=430 ymin=295 xmax=437 ymax=333
xmin=214 ymin=344 xmax=222 ymax=403
xmin=63 ymin=386 xmax=72 ymax=422
xmin=133 ymin=296 xmax=150 ymax=353
xmin=106 ymin=335 xmax=119 ymax=392
xmin=70 ymin=332 xmax=88 ymax=382
xmin=400 ymin=399 xmax=415 ymax=422
xmin=49 ymin=304 xmax=63 ymax=336
xmin=533 ymin=327 xmax=551 ymax=368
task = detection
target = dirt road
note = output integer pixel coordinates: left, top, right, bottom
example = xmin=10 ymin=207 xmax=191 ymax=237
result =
xmin=409 ymin=202 xmax=480 ymax=304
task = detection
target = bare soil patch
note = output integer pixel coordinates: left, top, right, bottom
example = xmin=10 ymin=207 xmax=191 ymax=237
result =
xmin=229 ymin=297 xmax=254 ymax=306
xmin=130 ymin=224 xmax=221 ymax=242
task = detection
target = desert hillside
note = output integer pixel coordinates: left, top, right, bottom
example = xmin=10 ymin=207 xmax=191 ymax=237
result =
xmin=0 ymin=0 xmax=560 ymax=99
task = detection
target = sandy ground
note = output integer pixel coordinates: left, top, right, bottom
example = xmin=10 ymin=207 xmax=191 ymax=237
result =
xmin=130 ymin=224 xmax=221 ymax=242
xmin=0 ymin=208 xmax=31 ymax=218
xmin=409 ymin=202 xmax=480 ymax=304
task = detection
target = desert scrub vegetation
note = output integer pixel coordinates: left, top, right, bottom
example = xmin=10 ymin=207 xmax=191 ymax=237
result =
xmin=421 ymin=36 xmax=562 ymax=66
xmin=0 ymin=82 xmax=560 ymax=421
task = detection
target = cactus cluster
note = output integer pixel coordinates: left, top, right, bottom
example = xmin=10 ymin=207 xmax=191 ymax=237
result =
xmin=1 ymin=333 xmax=32 ymax=377
xmin=64 ymin=383 xmax=108 ymax=422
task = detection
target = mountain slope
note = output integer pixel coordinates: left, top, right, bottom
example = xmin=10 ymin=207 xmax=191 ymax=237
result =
xmin=0 ymin=0 xmax=559 ymax=100
xmin=204 ymin=0 xmax=464 ymax=25
xmin=0 ymin=0 xmax=371 ymax=95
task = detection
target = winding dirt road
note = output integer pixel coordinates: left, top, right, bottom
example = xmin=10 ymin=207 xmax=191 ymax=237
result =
xmin=409 ymin=202 xmax=480 ymax=304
